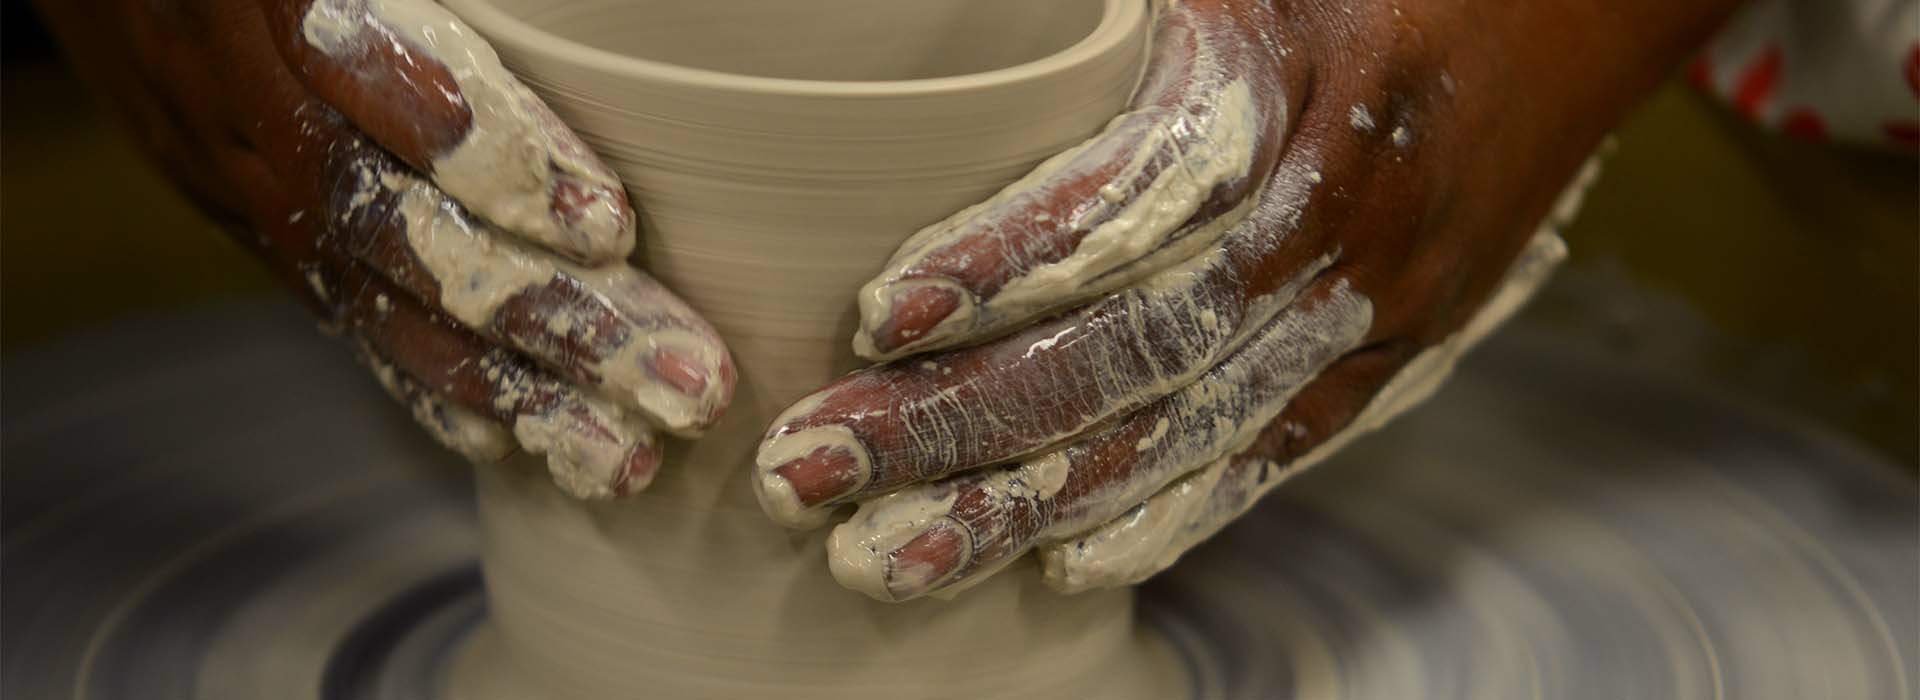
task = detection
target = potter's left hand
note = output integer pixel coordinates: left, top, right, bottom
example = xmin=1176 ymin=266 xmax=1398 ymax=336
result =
xmin=756 ymin=0 xmax=1741 ymax=601
xmin=39 ymin=0 xmax=736 ymax=500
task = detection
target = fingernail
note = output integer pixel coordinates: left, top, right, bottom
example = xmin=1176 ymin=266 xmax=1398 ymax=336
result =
xmin=550 ymin=176 xmax=636 ymax=263
xmin=870 ymin=284 xmax=964 ymax=355
xmin=754 ymin=425 xmax=872 ymax=529
xmin=707 ymin=357 xmax=737 ymax=424
xmin=611 ymin=441 xmax=664 ymax=497
xmin=649 ymin=347 xmax=710 ymax=396
xmin=884 ymin=524 xmax=969 ymax=600
xmin=639 ymin=345 xmax=734 ymax=433
xmin=527 ymin=402 xmax=656 ymax=501
xmin=773 ymin=446 xmax=863 ymax=506
xmin=827 ymin=491 xmax=967 ymax=601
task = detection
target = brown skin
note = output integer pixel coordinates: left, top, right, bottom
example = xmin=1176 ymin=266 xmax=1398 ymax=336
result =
xmin=38 ymin=0 xmax=734 ymax=495
xmin=1248 ymin=0 xmax=1744 ymax=448
xmin=762 ymin=0 xmax=1749 ymax=598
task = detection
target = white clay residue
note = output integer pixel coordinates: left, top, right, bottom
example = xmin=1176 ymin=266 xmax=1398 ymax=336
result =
xmin=1007 ymin=450 xmax=1073 ymax=501
xmin=824 ymin=449 xmax=1075 ymax=602
xmin=828 ymin=487 xmax=962 ymax=602
xmin=835 ymin=280 xmax=1373 ymax=601
xmin=987 ymin=79 xmax=1263 ymax=318
xmin=474 ymin=347 xmax=660 ymax=499
xmin=760 ymin=243 xmax=1332 ymax=529
xmin=388 ymin=172 xmax=560 ymax=328
xmin=1037 ymin=151 xmax=1597 ymax=591
xmin=375 ymin=168 xmax=722 ymax=436
xmin=753 ymin=394 xmax=875 ymax=529
xmin=760 ymin=162 xmax=1332 ymax=533
xmin=509 ymin=397 xmax=653 ymax=499
xmin=304 ymin=269 xmax=333 ymax=303
xmin=1051 ymin=281 xmax=1370 ymax=529
xmin=1037 ymin=455 xmax=1229 ymax=593
xmin=853 ymin=73 xmax=1269 ymax=360
xmin=1135 ymin=417 xmax=1171 ymax=451
xmin=365 ymin=350 xmax=516 ymax=462
xmin=303 ymin=0 xmax=631 ymax=261
xmin=1348 ymin=103 xmax=1375 ymax=132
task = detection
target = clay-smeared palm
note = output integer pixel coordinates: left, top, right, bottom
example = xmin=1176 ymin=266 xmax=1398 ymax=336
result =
xmin=41 ymin=0 xmax=734 ymax=498
xmin=759 ymin=0 xmax=1738 ymax=601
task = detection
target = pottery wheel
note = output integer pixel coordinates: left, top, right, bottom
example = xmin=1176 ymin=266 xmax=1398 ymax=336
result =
xmin=3 ymin=300 xmax=1913 ymax=699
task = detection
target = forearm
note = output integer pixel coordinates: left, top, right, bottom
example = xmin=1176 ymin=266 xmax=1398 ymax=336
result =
xmin=1474 ymin=0 xmax=1749 ymax=139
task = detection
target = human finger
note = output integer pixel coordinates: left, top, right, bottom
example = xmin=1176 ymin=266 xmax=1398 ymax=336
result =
xmin=262 ymin=0 xmax=636 ymax=263
xmin=824 ymin=278 xmax=1372 ymax=601
xmin=321 ymin=142 xmax=732 ymax=435
xmin=755 ymin=174 xmax=1329 ymax=529
xmin=851 ymin=1 xmax=1291 ymax=359
xmin=1038 ymin=343 xmax=1408 ymax=593
xmin=359 ymin=348 xmax=518 ymax=464
xmin=336 ymin=262 xmax=666 ymax=497
xmin=1039 ymin=231 xmax=1571 ymax=591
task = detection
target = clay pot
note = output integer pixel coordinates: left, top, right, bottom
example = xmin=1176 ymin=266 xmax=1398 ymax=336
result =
xmin=436 ymin=1 xmax=1177 ymax=696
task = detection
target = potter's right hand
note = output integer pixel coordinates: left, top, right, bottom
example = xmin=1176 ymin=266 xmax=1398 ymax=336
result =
xmin=38 ymin=0 xmax=734 ymax=498
xmin=758 ymin=0 xmax=1735 ymax=601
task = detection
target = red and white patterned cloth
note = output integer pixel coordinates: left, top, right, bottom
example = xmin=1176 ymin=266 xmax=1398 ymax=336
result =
xmin=1691 ymin=0 xmax=1920 ymax=150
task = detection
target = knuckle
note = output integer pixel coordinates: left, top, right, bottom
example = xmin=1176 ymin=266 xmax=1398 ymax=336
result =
xmin=319 ymin=140 xmax=407 ymax=255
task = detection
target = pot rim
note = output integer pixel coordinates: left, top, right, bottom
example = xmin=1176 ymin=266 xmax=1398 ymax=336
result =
xmin=441 ymin=0 xmax=1147 ymax=99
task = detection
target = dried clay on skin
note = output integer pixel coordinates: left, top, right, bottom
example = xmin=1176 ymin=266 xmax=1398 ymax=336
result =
xmin=853 ymin=11 xmax=1277 ymax=360
xmin=753 ymin=177 xmax=1331 ymax=530
xmin=303 ymin=0 xmax=631 ymax=260
xmin=827 ymin=280 xmax=1374 ymax=600
xmin=385 ymin=171 xmax=726 ymax=436
xmin=1039 ymin=155 xmax=1595 ymax=592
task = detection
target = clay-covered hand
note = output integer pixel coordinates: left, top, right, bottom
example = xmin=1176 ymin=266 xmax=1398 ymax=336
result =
xmin=755 ymin=0 xmax=1740 ymax=600
xmin=39 ymin=0 xmax=734 ymax=498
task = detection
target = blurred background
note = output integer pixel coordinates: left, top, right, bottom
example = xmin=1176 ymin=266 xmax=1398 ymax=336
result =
xmin=1 ymin=5 xmax=1914 ymax=699
xmin=2 ymin=4 xmax=1914 ymax=465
